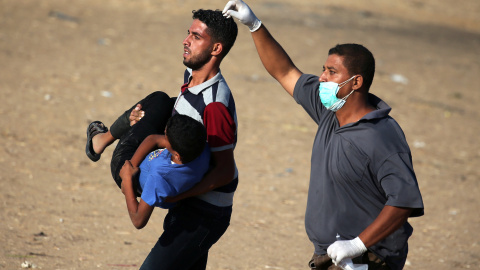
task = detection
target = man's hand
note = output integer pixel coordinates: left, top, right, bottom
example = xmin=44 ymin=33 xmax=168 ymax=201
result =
xmin=327 ymin=237 xmax=367 ymax=266
xmin=222 ymin=0 xmax=261 ymax=32
xmin=129 ymin=104 xmax=145 ymax=126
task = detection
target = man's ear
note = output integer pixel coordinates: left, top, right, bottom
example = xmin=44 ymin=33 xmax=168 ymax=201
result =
xmin=211 ymin=43 xmax=223 ymax=56
xmin=353 ymin=75 xmax=364 ymax=91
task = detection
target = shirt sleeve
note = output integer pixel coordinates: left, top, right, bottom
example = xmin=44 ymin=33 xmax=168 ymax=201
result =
xmin=203 ymin=102 xmax=236 ymax=152
xmin=293 ymin=73 xmax=324 ymax=124
xmin=378 ymin=152 xmax=424 ymax=217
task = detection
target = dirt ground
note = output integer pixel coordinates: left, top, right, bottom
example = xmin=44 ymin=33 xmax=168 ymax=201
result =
xmin=1 ymin=0 xmax=480 ymax=269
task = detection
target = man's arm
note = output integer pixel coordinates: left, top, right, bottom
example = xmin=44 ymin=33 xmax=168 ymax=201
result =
xmin=359 ymin=205 xmax=413 ymax=247
xmin=327 ymin=205 xmax=413 ymax=265
xmin=166 ymin=149 xmax=235 ymax=202
xmin=250 ymin=26 xmax=302 ymax=97
xmin=223 ymin=0 xmax=302 ymax=97
xmin=119 ymin=160 xmax=154 ymax=229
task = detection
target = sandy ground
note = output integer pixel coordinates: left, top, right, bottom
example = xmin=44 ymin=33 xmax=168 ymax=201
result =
xmin=1 ymin=0 xmax=480 ymax=269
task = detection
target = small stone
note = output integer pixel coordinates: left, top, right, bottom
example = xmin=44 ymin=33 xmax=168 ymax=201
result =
xmin=100 ymin=90 xmax=113 ymax=98
xmin=390 ymin=74 xmax=409 ymax=85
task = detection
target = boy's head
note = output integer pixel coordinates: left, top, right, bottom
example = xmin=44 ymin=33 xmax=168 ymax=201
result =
xmin=165 ymin=114 xmax=207 ymax=164
xmin=192 ymin=9 xmax=238 ymax=58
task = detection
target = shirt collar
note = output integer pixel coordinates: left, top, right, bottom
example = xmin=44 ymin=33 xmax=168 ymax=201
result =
xmin=361 ymin=93 xmax=392 ymax=121
xmin=185 ymin=68 xmax=223 ymax=95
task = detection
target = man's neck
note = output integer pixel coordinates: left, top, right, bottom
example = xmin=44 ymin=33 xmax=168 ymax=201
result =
xmin=188 ymin=62 xmax=220 ymax=88
xmin=336 ymin=94 xmax=375 ymax=127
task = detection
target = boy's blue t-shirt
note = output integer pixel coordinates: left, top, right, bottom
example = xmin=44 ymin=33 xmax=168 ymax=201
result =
xmin=138 ymin=144 xmax=210 ymax=209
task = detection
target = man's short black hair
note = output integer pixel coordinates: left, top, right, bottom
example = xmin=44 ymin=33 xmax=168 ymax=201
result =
xmin=192 ymin=9 xmax=238 ymax=57
xmin=328 ymin=44 xmax=376 ymax=90
xmin=165 ymin=114 xmax=207 ymax=164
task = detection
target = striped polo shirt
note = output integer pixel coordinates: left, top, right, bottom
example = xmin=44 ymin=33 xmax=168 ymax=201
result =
xmin=172 ymin=68 xmax=238 ymax=208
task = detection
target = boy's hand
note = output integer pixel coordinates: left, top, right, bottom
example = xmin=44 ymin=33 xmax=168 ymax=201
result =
xmin=120 ymin=160 xmax=139 ymax=194
xmin=223 ymin=0 xmax=261 ymax=32
xmin=129 ymin=104 xmax=145 ymax=126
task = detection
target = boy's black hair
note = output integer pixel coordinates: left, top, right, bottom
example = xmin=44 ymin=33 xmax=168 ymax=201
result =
xmin=192 ymin=9 xmax=238 ymax=57
xmin=328 ymin=43 xmax=376 ymax=91
xmin=165 ymin=114 xmax=207 ymax=164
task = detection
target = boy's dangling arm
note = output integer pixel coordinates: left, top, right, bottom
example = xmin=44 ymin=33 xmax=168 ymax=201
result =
xmin=120 ymin=160 xmax=154 ymax=229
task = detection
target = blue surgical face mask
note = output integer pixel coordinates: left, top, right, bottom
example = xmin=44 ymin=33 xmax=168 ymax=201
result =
xmin=319 ymin=76 xmax=356 ymax=112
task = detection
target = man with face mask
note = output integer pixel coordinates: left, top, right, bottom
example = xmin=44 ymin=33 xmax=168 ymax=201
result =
xmin=223 ymin=1 xmax=424 ymax=270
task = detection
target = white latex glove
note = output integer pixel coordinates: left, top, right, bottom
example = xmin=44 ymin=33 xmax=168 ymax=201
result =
xmin=327 ymin=237 xmax=367 ymax=266
xmin=222 ymin=0 xmax=262 ymax=32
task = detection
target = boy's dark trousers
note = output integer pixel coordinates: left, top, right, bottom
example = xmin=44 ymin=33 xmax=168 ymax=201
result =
xmin=109 ymin=91 xmax=174 ymax=189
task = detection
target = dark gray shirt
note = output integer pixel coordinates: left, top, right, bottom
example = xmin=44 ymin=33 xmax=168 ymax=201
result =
xmin=294 ymin=74 xmax=423 ymax=269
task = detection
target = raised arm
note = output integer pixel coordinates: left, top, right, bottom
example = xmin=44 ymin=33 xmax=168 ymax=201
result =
xmin=223 ymin=0 xmax=302 ymax=96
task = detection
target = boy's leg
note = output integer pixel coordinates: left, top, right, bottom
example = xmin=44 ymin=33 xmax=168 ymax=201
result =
xmin=86 ymin=100 xmax=141 ymax=162
xmin=86 ymin=91 xmax=169 ymax=161
xmin=91 ymin=130 xmax=115 ymax=156
xmin=110 ymin=91 xmax=174 ymax=189
xmin=86 ymin=121 xmax=111 ymax=162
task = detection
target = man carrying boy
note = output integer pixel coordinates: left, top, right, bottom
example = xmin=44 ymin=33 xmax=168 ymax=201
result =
xmin=223 ymin=1 xmax=424 ymax=269
xmin=85 ymin=9 xmax=238 ymax=270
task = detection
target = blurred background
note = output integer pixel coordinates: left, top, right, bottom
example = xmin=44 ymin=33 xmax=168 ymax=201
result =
xmin=1 ymin=0 xmax=479 ymax=269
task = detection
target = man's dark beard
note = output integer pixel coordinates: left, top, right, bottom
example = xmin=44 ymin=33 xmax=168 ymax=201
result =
xmin=183 ymin=47 xmax=212 ymax=70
